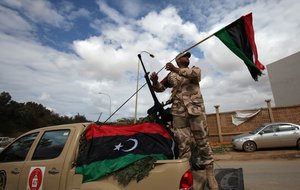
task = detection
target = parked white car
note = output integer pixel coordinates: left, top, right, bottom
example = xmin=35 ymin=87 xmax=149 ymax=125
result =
xmin=232 ymin=122 xmax=300 ymax=152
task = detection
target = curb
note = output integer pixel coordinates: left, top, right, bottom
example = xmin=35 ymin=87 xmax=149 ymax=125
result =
xmin=213 ymin=149 xmax=300 ymax=161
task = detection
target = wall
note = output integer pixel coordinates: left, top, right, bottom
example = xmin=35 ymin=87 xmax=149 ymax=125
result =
xmin=207 ymin=103 xmax=300 ymax=144
xmin=267 ymin=51 xmax=300 ymax=107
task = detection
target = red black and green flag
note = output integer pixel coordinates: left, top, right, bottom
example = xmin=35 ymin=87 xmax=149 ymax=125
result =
xmin=214 ymin=13 xmax=265 ymax=81
xmin=75 ymin=122 xmax=176 ymax=183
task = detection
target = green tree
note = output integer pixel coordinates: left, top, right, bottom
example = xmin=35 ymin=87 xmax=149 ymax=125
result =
xmin=0 ymin=92 xmax=89 ymax=137
xmin=0 ymin=91 xmax=11 ymax=106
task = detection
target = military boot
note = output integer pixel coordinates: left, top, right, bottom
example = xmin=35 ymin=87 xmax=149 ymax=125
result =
xmin=205 ymin=163 xmax=219 ymax=190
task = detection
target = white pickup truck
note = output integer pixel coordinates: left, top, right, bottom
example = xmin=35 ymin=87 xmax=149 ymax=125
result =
xmin=0 ymin=123 xmax=193 ymax=190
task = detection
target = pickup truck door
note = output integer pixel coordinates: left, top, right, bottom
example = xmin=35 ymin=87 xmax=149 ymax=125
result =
xmin=18 ymin=129 xmax=72 ymax=190
xmin=0 ymin=133 xmax=38 ymax=190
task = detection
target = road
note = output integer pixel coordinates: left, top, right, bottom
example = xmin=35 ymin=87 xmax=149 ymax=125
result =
xmin=215 ymin=159 xmax=300 ymax=190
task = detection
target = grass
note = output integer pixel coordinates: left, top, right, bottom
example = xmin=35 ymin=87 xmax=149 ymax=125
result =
xmin=211 ymin=143 xmax=233 ymax=154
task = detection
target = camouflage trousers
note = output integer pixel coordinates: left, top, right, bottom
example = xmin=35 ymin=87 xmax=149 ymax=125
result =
xmin=173 ymin=114 xmax=214 ymax=165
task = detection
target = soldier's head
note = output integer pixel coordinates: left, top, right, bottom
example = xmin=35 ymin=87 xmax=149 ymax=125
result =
xmin=175 ymin=52 xmax=190 ymax=68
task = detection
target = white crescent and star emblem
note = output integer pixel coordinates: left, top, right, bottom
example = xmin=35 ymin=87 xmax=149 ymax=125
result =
xmin=113 ymin=138 xmax=138 ymax=152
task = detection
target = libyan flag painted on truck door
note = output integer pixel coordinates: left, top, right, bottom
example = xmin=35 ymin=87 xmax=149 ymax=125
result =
xmin=75 ymin=122 xmax=176 ymax=183
xmin=214 ymin=12 xmax=265 ymax=81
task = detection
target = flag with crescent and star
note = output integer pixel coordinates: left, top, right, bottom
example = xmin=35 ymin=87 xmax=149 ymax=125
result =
xmin=75 ymin=122 xmax=176 ymax=183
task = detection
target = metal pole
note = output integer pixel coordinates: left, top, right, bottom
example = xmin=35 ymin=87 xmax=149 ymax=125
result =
xmin=134 ymin=60 xmax=140 ymax=124
xmin=133 ymin=51 xmax=155 ymax=124
xmin=99 ymin=92 xmax=112 ymax=122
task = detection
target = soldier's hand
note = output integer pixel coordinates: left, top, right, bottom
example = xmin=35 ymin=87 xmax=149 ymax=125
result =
xmin=166 ymin=63 xmax=179 ymax=73
xmin=150 ymin=72 xmax=158 ymax=83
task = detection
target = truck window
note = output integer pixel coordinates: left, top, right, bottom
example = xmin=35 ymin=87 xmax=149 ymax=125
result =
xmin=0 ymin=133 xmax=38 ymax=162
xmin=32 ymin=130 xmax=70 ymax=160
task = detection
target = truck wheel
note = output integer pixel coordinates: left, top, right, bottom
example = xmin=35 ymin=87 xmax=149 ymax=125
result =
xmin=243 ymin=141 xmax=257 ymax=152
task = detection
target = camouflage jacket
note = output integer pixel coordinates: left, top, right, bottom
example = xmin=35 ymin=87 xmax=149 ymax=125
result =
xmin=153 ymin=66 xmax=205 ymax=117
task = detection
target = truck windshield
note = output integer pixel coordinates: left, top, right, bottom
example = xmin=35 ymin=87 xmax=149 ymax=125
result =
xmin=0 ymin=133 xmax=38 ymax=162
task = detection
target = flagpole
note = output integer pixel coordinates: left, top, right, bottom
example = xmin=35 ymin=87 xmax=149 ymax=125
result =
xmin=179 ymin=33 xmax=215 ymax=55
xmin=156 ymin=33 xmax=215 ymax=74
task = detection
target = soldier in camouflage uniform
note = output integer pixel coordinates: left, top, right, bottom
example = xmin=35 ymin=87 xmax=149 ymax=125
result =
xmin=150 ymin=52 xmax=218 ymax=190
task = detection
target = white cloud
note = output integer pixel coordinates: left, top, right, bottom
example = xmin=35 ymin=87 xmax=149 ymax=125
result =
xmin=39 ymin=92 xmax=51 ymax=101
xmin=96 ymin=0 xmax=127 ymax=25
xmin=138 ymin=6 xmax=201 ymax=45
xmin=58 ymin=1 xmax=90 ymax=20
xmin=0 ymin=5 xmax=33 ymax=36
xmin=116 ymin=0 xmax=142 ymax=18
xmin=1 ymin=0 xmax=91 ymax=31
xmin=1 ymin=0 xmax=65 ymax=27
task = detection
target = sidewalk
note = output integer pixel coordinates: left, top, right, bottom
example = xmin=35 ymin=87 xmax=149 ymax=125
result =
xmin=213 ymin=148 xmax=300 ymax=161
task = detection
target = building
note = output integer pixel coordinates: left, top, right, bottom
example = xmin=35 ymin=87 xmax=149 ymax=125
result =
xmin=267 ymin=51 xmax=300 ymax=107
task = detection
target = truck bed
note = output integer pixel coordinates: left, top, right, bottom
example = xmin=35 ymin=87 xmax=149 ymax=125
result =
xmin=76 ymin=158 xmax=191 ymax=190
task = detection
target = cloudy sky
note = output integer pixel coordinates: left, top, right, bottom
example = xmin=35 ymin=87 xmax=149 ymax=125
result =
xmin=1 ymin=0 xmax=299 ymax=122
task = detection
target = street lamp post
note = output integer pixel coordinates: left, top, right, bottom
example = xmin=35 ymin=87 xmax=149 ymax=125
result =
xmin=134 ymin=51 xmax=155 ymax=124
xmin=98 ymin=92 xmax=111 ymax=122
xmin=134 ymin=60 xmax=140 ymax=124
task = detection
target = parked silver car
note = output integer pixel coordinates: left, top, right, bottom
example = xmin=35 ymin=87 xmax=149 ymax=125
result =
xmin=232 ymin=122 xmax=300 ymax=152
